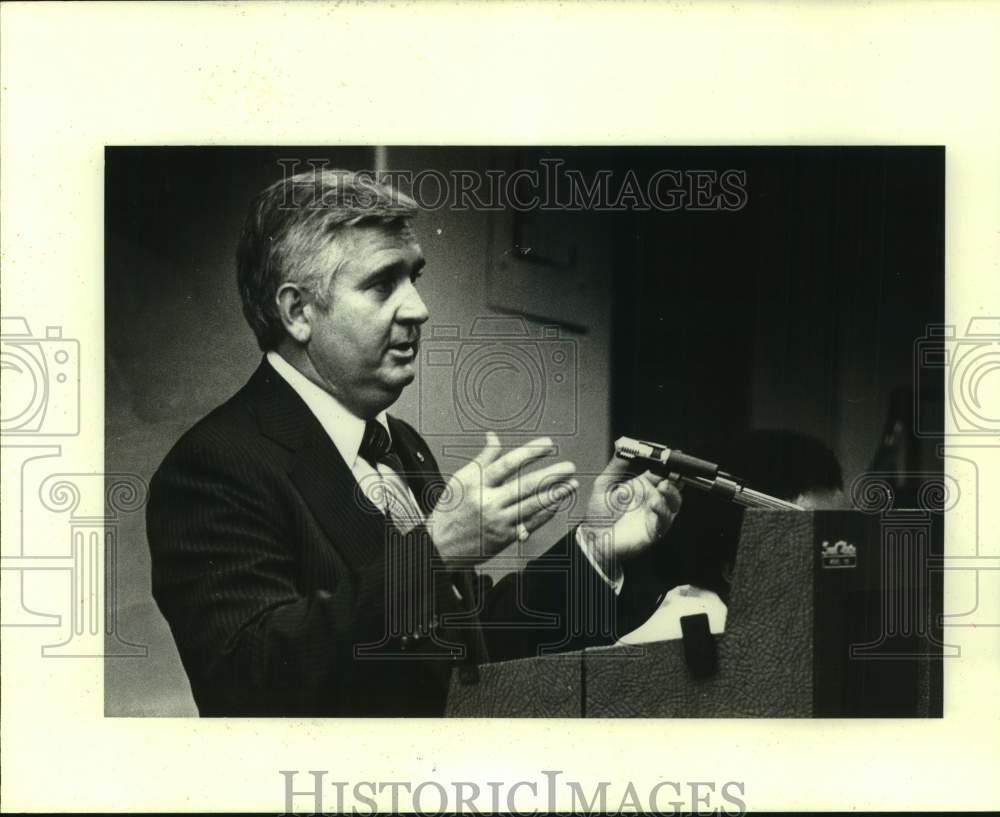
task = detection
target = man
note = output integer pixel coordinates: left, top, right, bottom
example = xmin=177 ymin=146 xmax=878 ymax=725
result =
xmin=146 ymin=169 xmax=681 ymax=716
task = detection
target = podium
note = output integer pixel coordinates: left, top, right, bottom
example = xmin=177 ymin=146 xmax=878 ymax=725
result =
xmin=446 ymin=510 xmax=944 ymax=717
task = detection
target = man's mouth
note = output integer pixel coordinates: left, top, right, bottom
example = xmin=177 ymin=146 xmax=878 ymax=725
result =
xmin=387 ymin=339 xmax=418 ymax=359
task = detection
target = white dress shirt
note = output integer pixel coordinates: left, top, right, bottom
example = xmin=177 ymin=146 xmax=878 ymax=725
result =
xmin=266 ymin=351 xmax=622 ymax=593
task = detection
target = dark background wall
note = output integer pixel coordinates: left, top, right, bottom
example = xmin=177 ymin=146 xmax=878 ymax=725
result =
xmin=611 ymin=147 xmax=944 ymax=483
xmin=105 ymin=147 xmax=942 ymax=715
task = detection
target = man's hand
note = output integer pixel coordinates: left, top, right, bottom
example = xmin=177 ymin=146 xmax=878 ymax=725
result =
xmin=577 ymin=455 xmax=683 ymax=582
xmin=428 ymin=433 xmax=579 ymax=568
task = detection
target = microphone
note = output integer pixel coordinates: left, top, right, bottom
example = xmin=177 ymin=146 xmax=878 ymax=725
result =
xmin=614 ymin=436 xmax=804 ymax=511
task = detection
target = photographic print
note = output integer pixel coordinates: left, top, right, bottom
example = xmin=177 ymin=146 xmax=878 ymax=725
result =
xmin=103 ymin=146 xmax=945 ymax=720
xmin=3 ymin=2 xmax=998 ymax=813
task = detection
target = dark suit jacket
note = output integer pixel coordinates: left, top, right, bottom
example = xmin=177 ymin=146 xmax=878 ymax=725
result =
xmin=147 ymin=359 xmax=663 ymax=716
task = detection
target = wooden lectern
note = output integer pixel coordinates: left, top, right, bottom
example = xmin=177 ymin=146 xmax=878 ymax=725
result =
xmin=446 ymin=510 xmax=943 ymax=717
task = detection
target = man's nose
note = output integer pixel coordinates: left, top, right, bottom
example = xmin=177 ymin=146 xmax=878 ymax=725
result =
xmin=396 ymin=281 xmax=429 ymax=325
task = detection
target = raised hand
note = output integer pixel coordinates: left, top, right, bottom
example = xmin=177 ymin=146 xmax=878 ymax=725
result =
xmin=577 ymin=455 xmax=682 ymax=581
xmin=428 ymin=433 xmax=579 ymax=567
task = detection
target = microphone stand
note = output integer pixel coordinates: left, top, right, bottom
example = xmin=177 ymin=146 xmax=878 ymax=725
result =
xmin=614 ymin=436 xmax=805 ymax=512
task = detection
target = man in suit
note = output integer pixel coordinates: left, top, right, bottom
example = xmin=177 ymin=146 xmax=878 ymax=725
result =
xmin=146 ymin=169 xmax=682 ymax=716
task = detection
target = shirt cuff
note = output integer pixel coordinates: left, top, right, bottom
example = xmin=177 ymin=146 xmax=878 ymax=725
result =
xmin=575 ymin=525 xmax=624 ymax=596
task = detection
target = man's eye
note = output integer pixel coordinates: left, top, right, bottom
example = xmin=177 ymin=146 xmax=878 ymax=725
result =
xmin=371 ymin=279 xmax=393 ymax=294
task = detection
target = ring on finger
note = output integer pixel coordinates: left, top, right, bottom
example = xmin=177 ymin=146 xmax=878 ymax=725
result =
xmin=516 ymin=522 xmax=530 ymax=542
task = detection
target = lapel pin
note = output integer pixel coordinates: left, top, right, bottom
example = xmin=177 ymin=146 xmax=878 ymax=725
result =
xmin=416 ymin=452 xmax=425 ymax=463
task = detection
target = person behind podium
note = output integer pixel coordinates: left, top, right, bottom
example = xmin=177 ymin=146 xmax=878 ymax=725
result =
xmin=145 ymin=169 xmax=682 ymax=716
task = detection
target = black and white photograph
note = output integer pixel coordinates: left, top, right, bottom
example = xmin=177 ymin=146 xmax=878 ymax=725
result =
xmin=105 ymin=146 xmax=945 ymax=719
xmin=3 ymin=2 xmax=999 ymax=814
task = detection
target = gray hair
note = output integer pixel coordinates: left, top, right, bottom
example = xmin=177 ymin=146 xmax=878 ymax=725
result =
xmin=237 ymin=169 xmax=418 ymax=350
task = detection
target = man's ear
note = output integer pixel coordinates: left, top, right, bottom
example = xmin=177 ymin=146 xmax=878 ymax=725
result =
xmin=275 ymin=283 xmax=312 ymax=344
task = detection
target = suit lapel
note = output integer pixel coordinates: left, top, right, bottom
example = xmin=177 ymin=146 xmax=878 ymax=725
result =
xmin=386 ymin=417 xmax=488 ymax=663
xmin=249 ymin=358 xmax=391 ymax=571
xmin=387 ymin=415 xmax=445 ymax=517
xmin=289 ymin=425 xmax=392 ymax=570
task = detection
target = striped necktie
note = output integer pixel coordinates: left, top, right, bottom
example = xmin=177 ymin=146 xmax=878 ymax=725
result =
xmin=359 ymin=420 xmax=421 ymax=530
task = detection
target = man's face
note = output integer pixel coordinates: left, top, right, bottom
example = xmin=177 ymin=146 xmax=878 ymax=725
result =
xmin=304 ymin=222 xmax=429 ymax=417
